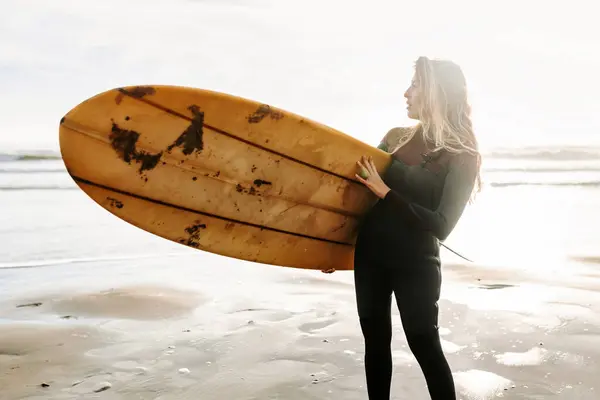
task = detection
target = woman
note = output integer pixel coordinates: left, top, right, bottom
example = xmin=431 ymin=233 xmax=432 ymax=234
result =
xmin=353 ymin=56 xmax=481 ymax=400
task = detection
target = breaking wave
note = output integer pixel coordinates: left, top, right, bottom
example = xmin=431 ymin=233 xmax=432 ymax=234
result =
xmin=0 ymin=168 xmax=67 ymax=174
xmin=490 ymin=181 xmax=600 ymax=188
xmin=0 ymin=185 xmax=77 ymax=191
xmin=485 ymin=166 xmax=600 ymax=173
xmin=484 ymin=146 xmax=600 ymax=161
xmin=2 ymin=148 xmax=600 ymax=190
xmin=0 ymin=152 xmax=62 ymax=162
xmin=0 ymin=252 xmax=190 ymax=269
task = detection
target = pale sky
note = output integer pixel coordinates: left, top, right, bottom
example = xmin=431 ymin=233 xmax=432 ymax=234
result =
xmin=1 ymin=0 xmax=599 ymax=153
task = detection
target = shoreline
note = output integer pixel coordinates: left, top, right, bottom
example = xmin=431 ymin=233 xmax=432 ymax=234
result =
xmin=1 ymin=259 xmax=600 ymax=399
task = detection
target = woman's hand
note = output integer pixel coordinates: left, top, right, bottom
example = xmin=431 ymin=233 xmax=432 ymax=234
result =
xmin=355 ymin=156 xmax=391 ymax=199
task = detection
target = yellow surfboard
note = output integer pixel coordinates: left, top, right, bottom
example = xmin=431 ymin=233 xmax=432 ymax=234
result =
xmin=59 ymin=85 xmax=391 ymax=271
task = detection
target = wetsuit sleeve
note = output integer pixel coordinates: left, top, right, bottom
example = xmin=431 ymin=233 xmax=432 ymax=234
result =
xmin=382 ymin=153 xmax=478 ymax=241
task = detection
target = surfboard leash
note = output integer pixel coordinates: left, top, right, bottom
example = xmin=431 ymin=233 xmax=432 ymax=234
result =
xmin=321 ymin=240 xmax=473 ymax=274
xmin=439 ymin=241 xmax=473 ymax=263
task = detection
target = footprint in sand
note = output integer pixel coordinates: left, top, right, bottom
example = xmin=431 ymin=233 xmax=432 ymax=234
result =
xmin=0 ymin=324 xmax=105 ymax=358
xmin=45 ymin=286 xmax=206 ymax=320
xmin=228 ymin=308 xmax=296 ymax=323
xmin=298 ymin=319 xmax=337 ymax=334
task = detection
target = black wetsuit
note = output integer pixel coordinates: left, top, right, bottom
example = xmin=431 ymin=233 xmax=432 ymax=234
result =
xmin=354 ymin=128 xmax=478 ymax=400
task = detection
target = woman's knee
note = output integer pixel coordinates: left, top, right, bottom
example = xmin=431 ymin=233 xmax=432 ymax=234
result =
xmin=405 ymin=328 xmax=443 ymax=358
xmin=359 ymin=316 xmax=392 ymax=347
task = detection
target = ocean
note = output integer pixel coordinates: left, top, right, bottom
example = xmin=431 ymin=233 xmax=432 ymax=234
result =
xmin=1 ymin=144 xmax=598 ymax=277
xmin=2 ymin=143 xmax=600 ymax=400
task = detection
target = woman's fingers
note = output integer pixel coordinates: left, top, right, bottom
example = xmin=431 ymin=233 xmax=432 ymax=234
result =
xmin=355 ymin=173 xmax=369 ymax=186
xmin=364 ymin=156 xmax=378 ymax=177
xmin=356 ymin=174 xmax=375 ymax=193
xmin=357 ymin=156 xmax=382 ymax=185
xmin=357 ymin=159 xmax=370 ymax=178
xmin=359 ymin=157 xmax=369 ymax=172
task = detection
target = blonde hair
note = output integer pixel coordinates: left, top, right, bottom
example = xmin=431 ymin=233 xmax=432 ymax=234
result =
xmin=391 ymin=56 xmax=482 ymax=197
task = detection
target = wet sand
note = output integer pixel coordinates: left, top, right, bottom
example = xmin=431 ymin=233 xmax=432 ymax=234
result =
xmin=1 ymin=260 xmax=600 ymax=400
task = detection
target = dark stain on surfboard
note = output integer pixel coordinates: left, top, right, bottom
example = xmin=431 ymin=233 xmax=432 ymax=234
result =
xmin=247 ymin=104 xmax=284 ymax=124
xmin=106 ymin=197 xmax=124 ymax=209
xmin=185 ymin=223 xmax=206 ymax=234
xmin=167 ymin=105 xmax=204 ymax=155
xmin=125 ymin=116 xmax=130 ymax=121
xmin=109 ymin=122 xmax=163 ymax=173
xmin=109 ymin=123 xmax=140 ymax=160
xmin=234 ymin=182 xmax=264 ymax=196
xmin=253 ymin=179 xmax=272 ymax=187
xmin=179 ymin=223 xmax=206 ymax=248
xmin=214 ymin=171 xmax=220 ymax=177
xmin=192 ymin=176 xmax=197 ymax=181
xmin=115 ymin=86 xmax=156 ymax=105
xmin=127 ymin=86 xmax=156 ymax=98
xmin=251 ymin=165 xmax=257 ymax=172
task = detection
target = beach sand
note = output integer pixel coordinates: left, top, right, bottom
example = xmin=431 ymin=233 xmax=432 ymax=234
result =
xmin=1 ymin=258 xmax=600 ymax=400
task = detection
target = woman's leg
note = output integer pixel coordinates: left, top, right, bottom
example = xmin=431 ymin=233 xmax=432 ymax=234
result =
xmin=354 ymin=241 xmax=394 ymax=400
xmin=392 ymin=258 xmax=456 ymax=400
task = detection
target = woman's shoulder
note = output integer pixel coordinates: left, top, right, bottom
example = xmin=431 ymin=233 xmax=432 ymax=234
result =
xmin=385 ymin=126 xmax=413 ymax=138
xmin=382 ymin=126 xmax=414 ymax=147
xmin=446 ymin=149 xmax=480 ymax=172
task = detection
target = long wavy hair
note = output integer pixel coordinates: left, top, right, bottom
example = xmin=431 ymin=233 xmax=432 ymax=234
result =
xmin=391 ymin=56 xmax=482 ymax=198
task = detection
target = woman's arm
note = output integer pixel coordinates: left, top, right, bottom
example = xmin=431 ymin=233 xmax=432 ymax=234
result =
xmin=382 ymin=153 xmax=478 ymax=241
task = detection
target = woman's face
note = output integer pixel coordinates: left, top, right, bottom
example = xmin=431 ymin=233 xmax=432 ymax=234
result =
xmin=404 ymin=75 xmax=421 ymax=120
